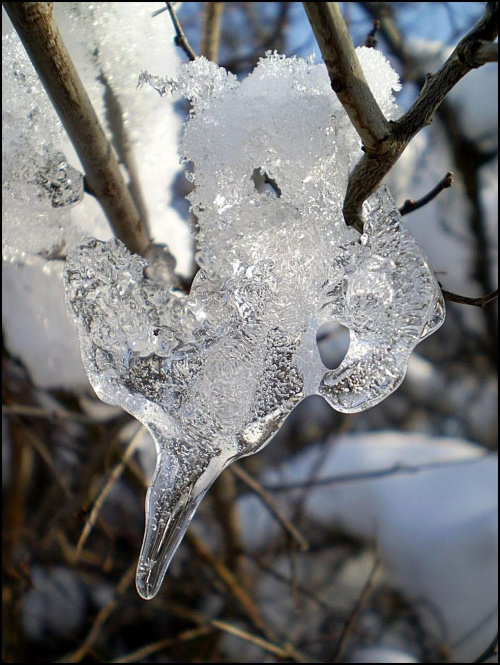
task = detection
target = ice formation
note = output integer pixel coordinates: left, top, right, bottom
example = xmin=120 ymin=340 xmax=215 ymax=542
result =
xmin=2 ymin=34 xmax=84 ymax=263
xmin=64 ymin=52 xmax=445 ymax=599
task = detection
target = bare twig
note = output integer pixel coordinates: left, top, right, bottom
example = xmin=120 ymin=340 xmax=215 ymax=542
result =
xmin=231 ymin=464 xmax=310 ymax=551
xmin=211 ymin=470 xmax=243 ymax=566
xmin=185 ymin=530 xmax=268 ymax=635
xmin=441 ymin=288 xmax=498 ymax=308
xmin=265 ymin=453 xmax=491 ymax=492
xmin=60 ymin=562 xmax=136 ymax=663
xmin=21 ymin=425 xmax=72 ymax=499
xmin=111 ymin=627 xmax=214 ymax=663
xmin=331 ymin=556 xmax=381 ymax=661
xmin=2 ymin=403 xmax=94 ymax=423
xmin=365 ymin=19 xmax=381 ymax=48
xmin=200 ymin=2 xmax=224 ymax=62
xmin=399 ymin=172 xmax=454 ymax=216
xmin=474 ymin=632 xmax=498 ymax=663
xmin=75 ymin=424 xmax=144 ymax=560
xmin=165 ymin=1 xmax=197 ymax=61
xmin=3 ymin=2 xmax=150 ymax=256
xmin=303 ymin=2 xmax=499 ymax=232
xmin=170 ymin=603 xmax=318 ymax=663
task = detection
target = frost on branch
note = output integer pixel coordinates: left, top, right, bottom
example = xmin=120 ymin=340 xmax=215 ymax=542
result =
xmin=64 ymin=52 xmax=445 ymax=599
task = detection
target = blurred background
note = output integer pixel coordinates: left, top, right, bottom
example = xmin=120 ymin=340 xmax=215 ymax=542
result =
xmin=2 ymin=2 xmax=497 ymax=662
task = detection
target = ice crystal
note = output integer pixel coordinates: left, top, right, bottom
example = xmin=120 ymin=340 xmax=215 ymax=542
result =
xmin=64 ymin=52 xmax=445 ymax=599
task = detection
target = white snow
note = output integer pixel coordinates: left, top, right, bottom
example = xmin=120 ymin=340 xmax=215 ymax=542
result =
xmin=237 ymin=432 xmax=498 ymax=662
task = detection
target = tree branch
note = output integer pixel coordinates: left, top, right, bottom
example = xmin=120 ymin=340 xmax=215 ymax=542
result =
xmin=165 ymin=1 xmax=197 ymax=61
xmin=303 ymin=2 xmax=499 ymax=232
xmin=200 ymin=2 xmax=224 ymax=63
xmin=399 ymin=172 xmax=454 ymax=216
xmin=441 ymin=288 xmax=498 ymax=308
xmin=3 ymin=2 xmax=151 ymax=256
xmin=303 ymin=2 xmax=390 ymax=153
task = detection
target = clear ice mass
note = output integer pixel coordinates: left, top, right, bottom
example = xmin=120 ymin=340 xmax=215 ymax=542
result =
xmin=64 ymin=52 xmax=445 ymax=599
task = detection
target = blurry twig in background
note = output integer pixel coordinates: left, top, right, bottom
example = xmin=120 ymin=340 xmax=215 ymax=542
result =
xmin=170 ymin=603 xmax=318 ymax=663
xmin=399 ymin=172 xmax=454 ymax=216
xmin=474 ymin=632 xmax=498 ymax=663
xmin=75 ymin=424 xmax=144 ymax=560
xmin=231 ymin=464 xmax=310 ymax=551
xmin=60 ymin=562 xmax=137 ymax=663
xmin=364 ymin=18 xmax=380 ymax=48
xmin=265 ymin=453 xmax=492 ymax=492
xmin=331 ymin=556 xmax=381 ymax=660
xmin=200 ymin=2 xmax=224 ymax=62
xmin=440 ymin=288 xmax=498 ymax=308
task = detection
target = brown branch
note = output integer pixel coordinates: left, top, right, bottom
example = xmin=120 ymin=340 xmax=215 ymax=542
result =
xmin=331 ymin=556 xmax=381 ymax=661
xmin=60 ymin=562 xmax=136 ymax=663
xmin=211 ymin=469 xmax=243 ymax=566
xmin=303 ymin=2 xmax=499 ymax=232
xmin=441 ymin=288 xmax=498 ymax=308
xmin=231 ymin=465 xmax=309 ymax=551
xmin=74 ymin=424 xmax=144 ymax=561
xmin=169 ymin=603 xmax=317 ymax=663
xmin=399 ymin=172 xmax=454 ymax=216
xmin=3 ymin=2 xmax=151 ymax=256
xmin=111 ymin=627 xmax=214 ymax=664
xmin=185 ymin=530 xmax=268 ymax=635
xmin=365 ymin=19 xmax=381 ymax=48
xmin=165 ymin=1 xmax=197 ymax=61
xmin=184 ymin=531 xmax=312 ymax=662
xmin=200 ymin=2 xmax=224 ymax=63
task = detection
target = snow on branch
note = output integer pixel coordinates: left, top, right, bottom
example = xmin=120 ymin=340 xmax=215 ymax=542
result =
xmin=3 ymin=1 xmax=151 ymax=256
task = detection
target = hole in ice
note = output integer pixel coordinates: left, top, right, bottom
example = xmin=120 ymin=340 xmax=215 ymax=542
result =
xmin=316 ymin=322 xmax=350 ymax=370
xmin=251 ymin=167 xmax=282 ymax=198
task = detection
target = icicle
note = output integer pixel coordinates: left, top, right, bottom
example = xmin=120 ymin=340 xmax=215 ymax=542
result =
xmin=64 ymin=52 xmax=445 ymax=599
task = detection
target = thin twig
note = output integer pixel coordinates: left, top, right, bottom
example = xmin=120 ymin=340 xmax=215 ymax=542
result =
xmin=365 ymin=19 xmax=380 ymax=48
xmin=200 ymin=2 xmax=224 ymax=62
xmin=441 ymin=287 xmax=498 ymax=308
xmin=21 ymin=425 xmax=72 ymax=499
xmin=111 ymin=626 xmax=214 ymax=663
xmin=2 ymin=403 xmax=94 ymax=424
xmin=231 ymin=464 xmax=310 ymax=551
xmin=60 ymin=562 xmax=136 ymax=663
xmin=265 ymin=453 xmax=491 ymax=492
xmin=474 ymin=632 xmax=498 ymax=663
xmin=3 ymin=2 xmax=150 ymax=256
xmin=399 ymin=172 xmax=454 ymax=216
xmin=165 ymin=1 xmax=197 ymax=61
xmin=185 ymin=530 xmax=268 ymax=634
xmin=211 ymin=470 xmax=243 ymax=567
xmin=170 ymin=603 xmax=318 ymax=663
xmin=243 ymin=551 xmax=339 ymax=615
xmin=331 ymin=556 xmax=381 ymax=661
xmin=75 ymin=424 xmax=144 ymax=560
xmin=185 ymin=530 xmax=313 ymax=662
